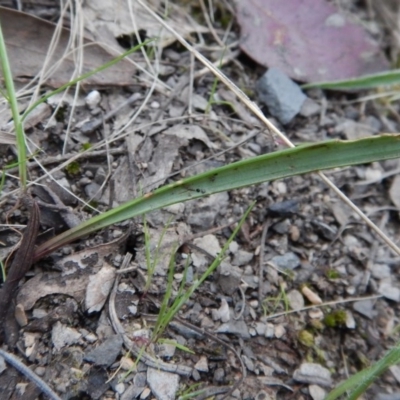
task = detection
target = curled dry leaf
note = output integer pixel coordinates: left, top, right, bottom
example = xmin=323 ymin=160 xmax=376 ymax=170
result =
xmin=0 ymin=7 xmax=136 ymax=88
xmin=85 ymin=263 xmax=116 ymax=313
xmin=17 ymin=271 xmax=90 ymax=311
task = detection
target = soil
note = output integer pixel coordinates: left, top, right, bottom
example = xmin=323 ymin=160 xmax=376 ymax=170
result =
xmin=1 ymin=1 xmax=400 ymax=400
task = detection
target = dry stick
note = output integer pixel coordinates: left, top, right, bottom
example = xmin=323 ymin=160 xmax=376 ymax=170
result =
xmin=258 ymin=220 xmax=271 ymax=306
xmin=137 ymin=0 xmax=400 ymax=257
xmin=2 ymin=147 xmax=126 ymax=175
xmin=199 ymin=0 xmax=226 ymax=48
xmin=109 ymin=254 xmax=193 ymax=377
xmin=0 ymin=348 xmax=61 ymax=400
xmin=265 ymin=294 xmax=382 ymax=321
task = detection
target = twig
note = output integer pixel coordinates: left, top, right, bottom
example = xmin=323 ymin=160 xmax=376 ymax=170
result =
xmin=234 ymin=285 xmax=246 ymax=320
xmin=258 ymin=220 xmax=270 ymax=305
xmin=2 ymin=147 xmax=126 ymax=175
xmin=265 ymin=294 xmax=382 ymax=321
xmin=0 ymin=348 xmax=62 ymax=400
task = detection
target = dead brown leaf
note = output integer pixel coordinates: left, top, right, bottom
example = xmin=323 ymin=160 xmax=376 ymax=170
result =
xmin=0 ymin=7 xmax=136 ymax=88
xmin=82 ymin=0 xmax=208 ymax=48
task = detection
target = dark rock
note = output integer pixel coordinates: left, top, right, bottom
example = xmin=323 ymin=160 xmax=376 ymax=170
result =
xmin=84 ymin=334 xmax=123 ymax=367
xmin=256 ymin=68 xmax=306 ymax=124
xmin=86 ymin=368 xmax=110 ymax=399
xmin=268 ymin=200 xmax=299 ymax=218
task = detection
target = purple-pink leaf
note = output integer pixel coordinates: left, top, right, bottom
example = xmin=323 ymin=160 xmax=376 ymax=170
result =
xmin=236 ymin=0 xmax=389 ymax=83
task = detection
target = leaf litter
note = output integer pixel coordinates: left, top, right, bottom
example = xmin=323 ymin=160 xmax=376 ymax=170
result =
xmin=1 ymin=1 xmax=400 ymax=399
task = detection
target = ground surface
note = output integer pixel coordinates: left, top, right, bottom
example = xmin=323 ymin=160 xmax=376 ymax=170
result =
xmin=1 ymin=1 xmax=400 ymax=400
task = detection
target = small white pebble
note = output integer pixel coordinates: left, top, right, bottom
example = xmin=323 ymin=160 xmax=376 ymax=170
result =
xmin=229 ymin=241 xmax=239 ymax=253
xmin=85 ymin=90 xmax=101 ymax=109
xmin=112 ymin=230 xmax=123 ymax=238
xmin=274 ymin=324 xmax=286 ymax=339
xmin=150 ymin=101 xmax=160 ymax=109
xmin=84 ymin=333 xmax=97 ymax=343
xmin=345 ymin=311 xmax=356 ymax=329
xmin=120 ymin=356 xmax=136 ymax=371
xmin=174 ymin=273 xmax=183 ymax=282
xmin=249 ymin=300 xmax=259 ymax=309
xmin=35 ymin=366 xmax=46 ymax=377
xmin=115 ymin=382 xmax=125 ymax=394
xmin=265 ymin=323 xmax=274 ymax=338
xmin=308 ymin=309 xmax=324 ymax=319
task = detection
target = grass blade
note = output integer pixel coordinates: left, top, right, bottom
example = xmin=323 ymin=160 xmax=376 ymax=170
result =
xmin=326 ymin=341 xmax=400 ymax=400
xmin=33 ymin=134 xmax=400 ymax=261
xmin=302 ymin=69 xmax=400 ymax=91
xmin=0 ymin=21 xmax=27 ymax=188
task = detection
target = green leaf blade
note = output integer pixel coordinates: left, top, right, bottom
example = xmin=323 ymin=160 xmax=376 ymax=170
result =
xmin=302 ymin=69 xmax=400 ymax=91
xmin=33 ymin=135 xmax=400 ymax=260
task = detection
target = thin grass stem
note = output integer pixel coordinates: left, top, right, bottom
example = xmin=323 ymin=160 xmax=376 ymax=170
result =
xmin=0 ymin=22 xmax=27 ymax=188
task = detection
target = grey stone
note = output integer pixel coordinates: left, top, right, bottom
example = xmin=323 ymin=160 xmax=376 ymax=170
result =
xmin=271 ymin=252 xmax=301 ymax=270
xmin=192 ymin=369 xmax=201 ymax=381
xmin=309 ymin=384 xmax=326 ymax=400
xmin=272 ymin=220 xmax=291 ymax=234
xmin=256 ymin=68 xmax=306 ymax=124
xmin=217 ymin=298 xmax=231 ymax=323
xmin=371 ymin=264 xmax=391 ymax=279
xmin=287 ymin=289 xmax=305 ymax=311
xmin=147 ymin=367 xmax=179 ymax=400
xmin=299 ymin=98 xmax=321 ymax=117
xmin=243 ymin=355 xmax=255 ymax=372
xmin=241 ymin=274 xmax=259 ymax=289
xmin=0 ymin=356 xmax=5 ymax=374
xmin=217 ymin=320 xmax=250 ymax=339
xmin=345 ymin=311 xmax=356 ymax=329
xmin=94 ymin=167 xmax=107 ymax=184
xmin=157 ymin=342 xmax=176 ymax=359
xmin=169 ymin=321 xmax=203 ymax=339
xmin=379 ymin=282 xmax=400 ymax=302
xmin=375 ymin=393 xmax=400 ymax=400
xmin=217 ymin=262 xmax=242 ymax=295
xmin=84 ymin=182 xmax=102 ymax=200
xmin=353 ymin=300 xmax=374 ymax=319
xmin=194 ymin=356 xmax=209 ymax=372
xmin=51 ymin=322 xmax=82 ymax=351
xmin=213 ymin=367 xmax=225 ymax=383
xmin=232 ymin=250 xmax=253 ymax=266
xmin=268 ymin=200 xmax=299 ymax=217
xmin=254 ymin=322 xmax=267 ymax=336
xmin=293 ymin=363 xmax=332 ymax=387
xmin=255 ymin=391 xmax=273 ymax=400
xmin=84 ymin=334 xmax=123 ymax=367
xmin=389 ymin=365 xmax=400 ymax=384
